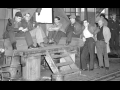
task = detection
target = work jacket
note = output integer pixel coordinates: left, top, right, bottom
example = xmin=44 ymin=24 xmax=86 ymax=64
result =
xmin=95 ymin=26 xmax=111 ymax=53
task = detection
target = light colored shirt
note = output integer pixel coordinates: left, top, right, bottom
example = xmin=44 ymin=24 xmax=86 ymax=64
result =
xmin=83 ymin=27 xmax=93 ymax=38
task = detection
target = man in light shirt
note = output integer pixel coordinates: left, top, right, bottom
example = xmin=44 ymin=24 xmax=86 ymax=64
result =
xmin=46 ymin=16 xmax=62 ymax=44
xmin=81 ymin=20 xmax=96 ymax=71
xmin=96 ymin=18 xmax=111 ymax=70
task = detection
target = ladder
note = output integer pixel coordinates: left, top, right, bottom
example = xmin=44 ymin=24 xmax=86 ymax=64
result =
xmin=45 ymin=48 xmax=80 ymax=80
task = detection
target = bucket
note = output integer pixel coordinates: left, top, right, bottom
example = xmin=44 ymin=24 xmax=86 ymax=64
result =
xmin=51 ymin=73 xmax=64 ymax=81
xmin=22 ymin=54 xmax=41 ymax=81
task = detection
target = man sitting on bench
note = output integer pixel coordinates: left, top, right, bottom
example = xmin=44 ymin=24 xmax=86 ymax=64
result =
xmin=23 ymin=13 xmax=46 ymax=47
xmin=46 ymin=16 xmax=63 ymax=44
xmin=66 ymin=15 xmax=84 ymax=45
xmin=6 ymin=12 xmax=35 ymax=50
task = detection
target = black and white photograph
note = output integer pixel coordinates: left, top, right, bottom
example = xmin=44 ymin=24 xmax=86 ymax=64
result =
xmin=0 ymin=8 xmax=120 ymax=81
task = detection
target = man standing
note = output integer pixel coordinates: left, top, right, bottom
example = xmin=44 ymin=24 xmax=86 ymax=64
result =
xmin=6 ymin=12 xmax=35 ymax=50
xmin=81 ymin=20 xmax=96 ymax=71
xmin=66 ymin=15 xmax=83 ymax=45
xmin=23 ymin=13 xmax=46 ymax=47
xmin=108 ymin=13 xmax=120 ymax=55
xmin=96 ymin=18 xmax=111 ymax=70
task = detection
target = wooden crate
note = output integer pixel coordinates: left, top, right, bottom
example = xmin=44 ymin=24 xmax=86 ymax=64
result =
xmin=22 ymin=54 xmax=41 ymax=81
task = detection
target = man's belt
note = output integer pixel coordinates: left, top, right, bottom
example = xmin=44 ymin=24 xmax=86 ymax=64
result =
xmin=97 ymin=39 xmax=105 ymax=41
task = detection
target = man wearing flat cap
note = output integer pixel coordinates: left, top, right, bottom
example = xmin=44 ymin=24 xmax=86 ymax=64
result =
xmin=66 ymin=15 xmax=84 ymax=45
xmin=6 ymin=12 xmax=35 ymax=50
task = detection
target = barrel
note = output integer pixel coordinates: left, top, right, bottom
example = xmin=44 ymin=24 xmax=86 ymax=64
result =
xmin=22 ymin=54 xmax=41 ymax=81
xmin=51 ymin=73 xmax=64 ymax=81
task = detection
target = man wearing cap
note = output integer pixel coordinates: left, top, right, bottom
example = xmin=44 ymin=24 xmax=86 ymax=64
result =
xmin=96 ymin=18 xmax=111 ymax=70
xmin=66 ymin=15 xmax=83 ymax=45
xmin=108 ymin=13 xmax=120 ymax=55
xmin=6 ymin=12 xmax=35 ymax=50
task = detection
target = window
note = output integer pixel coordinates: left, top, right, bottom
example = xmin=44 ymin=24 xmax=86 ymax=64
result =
xmin=64 ymin=8 xmax=80 ymax=16
xmin=36 ymin=8 xmax=53 ymax=24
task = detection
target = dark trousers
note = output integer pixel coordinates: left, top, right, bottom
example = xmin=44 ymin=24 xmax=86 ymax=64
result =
xmin=54 ymin=31 xmax=66 ymax=44
xmin=81 ymin=37 xmax=95 ymax=70
xmin=66 ymin=30 xmax=80 ymax=43
xmin=48 ymin=31 xmax=57 ymax=41
xmin=110 ymin=30 xmax=120 ymax=51
xmin=8 ymin=30 xmax=33 ymax=46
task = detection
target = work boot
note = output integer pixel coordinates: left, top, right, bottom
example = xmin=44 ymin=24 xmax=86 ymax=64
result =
xmin=66 ymin=41 xmax=71 ymax=45
xmin=28 ymin=45 xmax=36 ymax=49
xmin=12 ymin=42 xmax=17 ymax=50
xmin=36 ymin=43 xmax=41 ymax=48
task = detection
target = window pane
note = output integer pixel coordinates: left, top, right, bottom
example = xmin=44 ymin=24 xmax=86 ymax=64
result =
xmin=76 ymin=8 xmax=80 ymax=12
xmin=81 ymin=8 xmax=85 ymax=12
xmin=66 ymin=13 xmax=70 ymax=15
xmin=87 ymin=8 xmax=94 ymax=12
xmin=71 ymin=13 xmax=75 ymax=16
xmin=76 ymin=13 xmax=79 ymax=16
xmin=71 ymin=8 xmax=75 ymax=12
xmin=65 ymin=8 xmax=70 ymax=12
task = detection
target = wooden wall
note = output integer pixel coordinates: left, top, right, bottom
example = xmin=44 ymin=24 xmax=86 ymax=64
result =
xmin=0 ymin=8 xmax=12 ymax=39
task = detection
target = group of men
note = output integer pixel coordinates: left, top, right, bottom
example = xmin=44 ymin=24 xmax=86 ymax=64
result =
xmin=5 ymin=11 xmax=120 ymax=72
xmin=80 ymin=18 xmax=111 ymax=71
xmin=5 ymin=11 xmax=83 ymax=50
xmin=6 ymin=12 xmax=46 ymax=50
xmin=46 ymin=15 xmax=83 ymax=45
xmin=80 ymin=13 xmax=120 ymax=71
xmin=44 ymin=13 xmax=111 ymax=71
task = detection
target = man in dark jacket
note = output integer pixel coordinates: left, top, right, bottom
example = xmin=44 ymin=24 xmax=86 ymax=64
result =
xmin=66 ymin=15 xmax=83 ymax=45
xmin=108 ymin=13 xmax=120 ymax=55
xmin=6 ymin=12 xmax=35 ymax=50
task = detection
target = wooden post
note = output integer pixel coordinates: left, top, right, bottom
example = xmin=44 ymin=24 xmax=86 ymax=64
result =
xmin=84 ymin=8 xmax=88 ymax=21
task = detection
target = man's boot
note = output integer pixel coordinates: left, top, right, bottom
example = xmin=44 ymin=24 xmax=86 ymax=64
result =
xmin=12 ymin=42 xmax=17 ymax=50
xmin=28 ymin=44 xmax=36 ymax=49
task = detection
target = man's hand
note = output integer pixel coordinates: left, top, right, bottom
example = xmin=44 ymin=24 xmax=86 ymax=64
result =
xmin=22 ymin=28 xmax=28 ymax=32
xmin=19 ymin=27 xmax=24 ymax=31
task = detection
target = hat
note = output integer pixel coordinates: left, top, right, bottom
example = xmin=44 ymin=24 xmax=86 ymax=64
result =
xmin=70 ymin=15 xmax=76 ymax=19
xmin=15 ymin=12 xmax=23 ymax=17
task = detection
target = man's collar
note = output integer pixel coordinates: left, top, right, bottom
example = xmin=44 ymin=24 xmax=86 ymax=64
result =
xmin=71 ymin=21 xmax=76 ymax=26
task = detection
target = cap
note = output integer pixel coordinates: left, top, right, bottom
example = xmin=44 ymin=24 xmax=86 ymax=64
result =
xmin=70 ymin=15 xmax=76 ymax=19
xmin=15 ymin=12 xmax=23 ymax=17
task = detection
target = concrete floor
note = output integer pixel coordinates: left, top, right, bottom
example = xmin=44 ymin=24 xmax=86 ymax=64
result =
xmin=40 ymin=58 xmax=120 ymax=81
